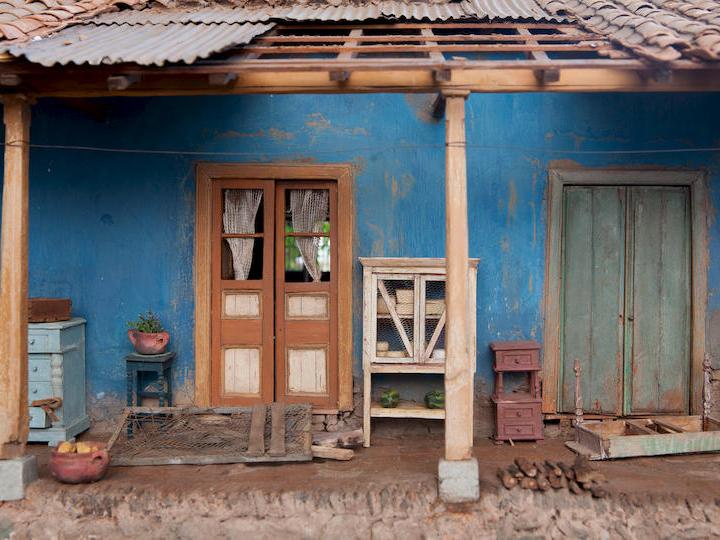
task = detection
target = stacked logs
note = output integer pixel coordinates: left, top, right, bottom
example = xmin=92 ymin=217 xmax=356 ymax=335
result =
xmin=497 ymin=455 xmax=607 ymax=498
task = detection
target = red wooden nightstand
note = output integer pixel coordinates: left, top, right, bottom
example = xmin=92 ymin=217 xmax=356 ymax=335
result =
xmin=490 ymin=340 xmax=544 ymax=441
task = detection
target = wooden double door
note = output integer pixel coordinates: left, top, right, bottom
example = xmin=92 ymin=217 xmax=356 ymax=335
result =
xmin=211 ymin=179 xmax=338 ymax=407
xmin=561 ymin=185 xmax=691 ymax=416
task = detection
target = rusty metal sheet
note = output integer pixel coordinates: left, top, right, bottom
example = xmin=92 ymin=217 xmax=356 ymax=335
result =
xmin=7 ymin=21 xmax=274 ymax=66
xmin=86 ymin=0 xmax=565 ymax=26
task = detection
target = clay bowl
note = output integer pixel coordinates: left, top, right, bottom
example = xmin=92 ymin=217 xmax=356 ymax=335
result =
xmin=50 ymin=442 xmax=110 ymax=484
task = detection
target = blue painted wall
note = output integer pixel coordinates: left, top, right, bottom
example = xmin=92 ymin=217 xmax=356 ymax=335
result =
xmin=2 ymin=92 xmax=720 ymax=422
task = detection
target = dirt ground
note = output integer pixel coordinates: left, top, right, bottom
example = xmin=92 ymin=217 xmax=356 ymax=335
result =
xmin=18 ymin=432 xmax=720 ymax=500
xmin=2 ymin=429 xmax=720 ymax=538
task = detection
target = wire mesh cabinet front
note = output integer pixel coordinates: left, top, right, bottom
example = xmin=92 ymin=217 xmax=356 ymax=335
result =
xmin=360 ymin=257 xmax=479 ymax=447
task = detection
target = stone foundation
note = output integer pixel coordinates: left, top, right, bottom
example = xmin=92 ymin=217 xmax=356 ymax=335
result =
xmin=2 ymin=475 xmax=718 ymax=538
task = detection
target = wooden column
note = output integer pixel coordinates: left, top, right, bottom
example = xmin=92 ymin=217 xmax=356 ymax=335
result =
xmin=0 ymin=96 xmax=31 ymax=459
xmin=443 ymin=91 xmax=473 ymax=461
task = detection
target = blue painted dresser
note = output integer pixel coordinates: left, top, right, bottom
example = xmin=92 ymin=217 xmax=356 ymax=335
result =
xmin=27 ymin=318 xmax=90 ymax=445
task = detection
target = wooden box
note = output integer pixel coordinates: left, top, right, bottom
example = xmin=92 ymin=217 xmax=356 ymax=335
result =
xmin=28 ymin=298 xmax=72 ymax=323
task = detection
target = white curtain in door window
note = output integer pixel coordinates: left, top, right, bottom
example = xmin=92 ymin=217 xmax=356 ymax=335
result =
xmin=223 ymin=189 xmax=263 ymax=280
xmin=290 ymin=189 xmax=329 ymax=282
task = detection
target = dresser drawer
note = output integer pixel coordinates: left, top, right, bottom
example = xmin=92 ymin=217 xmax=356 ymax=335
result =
xmin=28 ymin=355 xmax=52 ymax=381
xmin=28 ymin=332 xmax=53 ymax=353
xmin=499 ymin=422 xmax=540 ymax=439
xmin=495 ymin=400 xmax=543 ymax=441
xmin=28 ymin=381 xmax=54 ymax=403
xmin=28 ymin=406 xmax=51 ymax=428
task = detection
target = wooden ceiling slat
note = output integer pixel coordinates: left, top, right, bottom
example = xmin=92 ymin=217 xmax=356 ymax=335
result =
xmin=257 ymin=34 xmax=602 ymax=44
xmin=242 ymin=43 xmax=610 ymax=55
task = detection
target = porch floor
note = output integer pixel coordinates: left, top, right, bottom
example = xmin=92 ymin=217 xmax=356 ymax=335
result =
xmin=2 ymin=432 xmax=720 ymax=538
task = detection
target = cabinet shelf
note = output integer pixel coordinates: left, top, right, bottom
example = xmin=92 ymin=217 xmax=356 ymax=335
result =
xmin=370 ymin=363 xmax=445 ymax=374
xmin=370 ymin=400 xmax=445 ymax=419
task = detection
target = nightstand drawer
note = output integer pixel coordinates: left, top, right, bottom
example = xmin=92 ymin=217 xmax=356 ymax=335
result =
xmin=28 ymin=382 xmax=53 ymax=403
xmin=495 ymin=350 xmax=539 ymax=371
xmin=499 ymin=422 xmax=538 ymax=439
xmin=500 ymin=403 xmax=539 ymax=420
xmin=28 ymin=356 xmax=52 ymax=381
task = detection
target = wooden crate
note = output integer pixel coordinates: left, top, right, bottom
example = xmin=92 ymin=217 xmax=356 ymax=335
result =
xmin=566 ymin=416 xmax=720 ymax=460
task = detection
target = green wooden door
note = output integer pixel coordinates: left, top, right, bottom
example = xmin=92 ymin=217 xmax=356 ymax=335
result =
xmin=561 ymin=186 xmax=626 ymax=415
xmin=626 ymin=187 xmax=691 ymax=414
xmin=560 ymin=185 xmax=691 ymax=415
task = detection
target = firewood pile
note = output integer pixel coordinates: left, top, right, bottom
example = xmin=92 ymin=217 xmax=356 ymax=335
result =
xmin=497 ymin=455 xmax=607 ymax=498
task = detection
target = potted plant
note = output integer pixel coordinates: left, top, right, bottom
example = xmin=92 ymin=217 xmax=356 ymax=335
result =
xmin=127 ymin=310 xmax=170 ymax=355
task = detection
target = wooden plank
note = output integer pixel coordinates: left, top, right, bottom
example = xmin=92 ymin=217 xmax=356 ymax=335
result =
xmin=258 ymin=33 xmax=602 ymax=44
xmin=269 ymin=402 xmax=286 ymax=457
xmin=311 ymin=445 xmax=354 ymax=461
xmin=424 ymin=310 xmax=447 ymax=359
xmin=0 ymin=96 xmax=31 ymax=460
xmin=14 ymin=67 xmax=720 ymax=97
xmin=371 ymin=401 xmax=445 ymax=419
xmin=240 ymin=43 xmax=610 ymax=55
xmin=625 ymin=420 xmax=656 ymax=436
xmin=443 ymin=92 xmax=472 ymax=461
xmin=246 ymin=404 xmax=266 ymax=457
xmin=652 ymin=419 xmax=685 ymax=433
xmin=561 ymin=186 xmax=625 ymax=415
xmin=377 ymin=279 xmax=414 ymax=357
xmin=517 ymin=28 xmax=559 ymax=83
xmin=106 ymin=409 xmax=131 ymax=451
xmin=606 ymin=430 xmax=720 ymax=459
xmin=112 ymin=453 xmax=311 ymax=466
xmin=629 ymin=187 xmax=690 ymax=414
xmin=194 ymin=169 xmax=213 ymax=407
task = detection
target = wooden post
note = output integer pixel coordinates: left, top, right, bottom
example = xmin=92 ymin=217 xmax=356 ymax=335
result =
xmin=0 ymin=96 xmax=31 ymax=459
xmin=443 ymin=91 xmax=472 ymax=461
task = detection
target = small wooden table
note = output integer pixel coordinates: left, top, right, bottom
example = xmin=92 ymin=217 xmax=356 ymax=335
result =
xmin=125 ymin=351 xmax=175 ymax=407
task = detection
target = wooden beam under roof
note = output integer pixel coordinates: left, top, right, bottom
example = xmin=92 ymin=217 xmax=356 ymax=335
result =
xmin=4 ymin=66 xmax=720 ymax=97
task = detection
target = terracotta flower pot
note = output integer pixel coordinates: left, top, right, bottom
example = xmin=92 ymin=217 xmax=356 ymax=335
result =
xmin=50 ymin=442 xmax=110 ymax=484
xmin=128 ymin=329 xmax=170 ymax=355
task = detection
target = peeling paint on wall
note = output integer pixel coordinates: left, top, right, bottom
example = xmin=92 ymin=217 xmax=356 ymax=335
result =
xmin=1 ymin=92 xmax=717 ymax=424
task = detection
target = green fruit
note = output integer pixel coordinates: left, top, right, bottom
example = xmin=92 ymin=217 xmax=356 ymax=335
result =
xmin=380 ymin=389 xmax=400 ymax=408
xmin=424 ymin=390 xmax=445 ymax=409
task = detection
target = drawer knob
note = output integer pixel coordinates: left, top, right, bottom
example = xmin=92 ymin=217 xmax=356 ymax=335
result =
xmin=32 ymin=366 xmax=38 ymax=372
xmin=516 ymin=411 xmax=522 ymax=417
xmin=32 ymin=388 xmax=37 ymax=394
xmin=514 ymin=358 xmax=520 ymax=364
xmin=29 ymin=338 xmax=35 ymax=345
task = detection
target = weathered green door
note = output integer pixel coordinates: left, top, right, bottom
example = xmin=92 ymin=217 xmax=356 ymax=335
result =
xmin=560 ymin=185 xmax=691 ymax=416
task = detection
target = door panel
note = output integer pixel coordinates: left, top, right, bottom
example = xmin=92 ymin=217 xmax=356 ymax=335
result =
xmin=561 ymin=186 xmax=626 ymax=414
xmin=275 ymin=183 xmax=338 ymax=406
xmin=628 ymin=187 xmax=691 ymax=414
xmin=211 ymin=181 xmax=275 ymax=405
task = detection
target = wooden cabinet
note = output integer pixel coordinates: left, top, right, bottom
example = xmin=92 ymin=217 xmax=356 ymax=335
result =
xmin=491 ymin=340 xmax=543 ymax=441
xmin=27 ymin=318 xmax=89 ymax=445
xmin=361 ymin=258 xmax=478 ymax=447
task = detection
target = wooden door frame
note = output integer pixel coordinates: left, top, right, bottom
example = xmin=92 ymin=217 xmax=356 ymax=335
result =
xmin=195 ymin=162 xmax=354 ymax=411
xmin=542 ymin=168 xmax=708 ymax=415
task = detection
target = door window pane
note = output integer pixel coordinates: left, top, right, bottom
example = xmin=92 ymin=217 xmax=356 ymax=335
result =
xmin=222 ymin=238 xmax=263 ymax=280
xmin=222 ymin=189 xmax=263 ymax=280
xmin=285 ymin=237 xmax=330 ymax=282
xmin=285 ymin=189 xmax=330 ymax=233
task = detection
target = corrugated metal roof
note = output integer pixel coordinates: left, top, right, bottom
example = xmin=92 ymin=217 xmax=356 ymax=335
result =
xmin=7 ymin=21 xmax=274 ymax=66
xmin=83 ymin=0 xmax=565 ymax=25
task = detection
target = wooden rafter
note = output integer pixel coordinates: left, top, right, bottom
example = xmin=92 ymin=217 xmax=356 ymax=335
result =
xmin=2 ymin=22 xmax=720 ymax=96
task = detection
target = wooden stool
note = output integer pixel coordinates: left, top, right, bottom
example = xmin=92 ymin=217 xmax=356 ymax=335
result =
xmin=125 ymin=351 xmax=175 ymax=407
